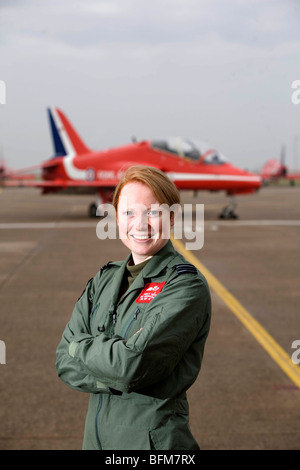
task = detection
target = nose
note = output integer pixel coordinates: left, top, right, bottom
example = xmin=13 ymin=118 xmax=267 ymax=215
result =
xmin=135 ymin=211 xmax=149 ymax=231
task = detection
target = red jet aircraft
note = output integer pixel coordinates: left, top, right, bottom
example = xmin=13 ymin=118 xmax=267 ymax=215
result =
xmin=0 ymin=159 xmax=36 ymax=182
xmin=2 ymin=107 xmax=262 ymax=218
xmin=261 ymin=146 xmax=300 ymax=186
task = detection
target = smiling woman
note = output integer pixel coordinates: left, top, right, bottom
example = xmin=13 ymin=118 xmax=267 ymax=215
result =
xmin=56 ymin=165 xmax=211 ymax=451
xmin=113 ymin=166 xmax=180 ymax=264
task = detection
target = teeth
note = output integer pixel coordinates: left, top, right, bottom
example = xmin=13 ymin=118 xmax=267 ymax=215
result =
xmin=132 ymin=235 xmax=150 ymax=240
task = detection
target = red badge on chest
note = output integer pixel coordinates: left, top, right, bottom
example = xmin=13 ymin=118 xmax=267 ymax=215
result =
xmin=136 ymin=282 xmax=166 ymax=303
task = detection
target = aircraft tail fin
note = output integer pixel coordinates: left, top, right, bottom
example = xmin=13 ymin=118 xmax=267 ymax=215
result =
xmin=280 ymin=145 xmax=286 ymax=165
xmin=47 ymin=107 xmax=91 ymax=158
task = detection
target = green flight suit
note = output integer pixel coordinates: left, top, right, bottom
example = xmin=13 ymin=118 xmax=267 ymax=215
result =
xmin=56 ymin=240 xmax=211 ymax=450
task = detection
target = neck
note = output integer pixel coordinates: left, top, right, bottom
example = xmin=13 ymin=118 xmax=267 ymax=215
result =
xmin=132 ymin=254 xmax=153 ymax=265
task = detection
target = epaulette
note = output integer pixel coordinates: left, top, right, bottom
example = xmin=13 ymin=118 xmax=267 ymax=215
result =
xmin=175 ymin=263 xmax=197 ymax=275
xmin=99 ymin=261 xmax=112 ymax=272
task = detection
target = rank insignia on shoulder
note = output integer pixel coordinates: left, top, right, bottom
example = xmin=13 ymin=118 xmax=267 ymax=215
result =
xmin=175 ymin=264 xmax=197 ymax=275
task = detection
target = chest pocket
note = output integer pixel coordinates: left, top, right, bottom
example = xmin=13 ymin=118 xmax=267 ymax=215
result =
xmin=90 ymin=300 xmax=112 ymax=335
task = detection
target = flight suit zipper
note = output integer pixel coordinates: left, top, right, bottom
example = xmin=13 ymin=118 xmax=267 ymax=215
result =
xmin=89 ymin=303 xmax=100 ymax=330
xmin=121 ymin=307 xmax=140 ymax=339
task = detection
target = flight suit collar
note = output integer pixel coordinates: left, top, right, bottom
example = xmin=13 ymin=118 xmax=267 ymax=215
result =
xmin=141 ymin=239 xmax=176 ymax=279
xmin=109 ymin=240 xmax=176 ymax=309
xmin=108 ymin=251 xmax=132 ymax=311
xmin=119 ymin=240 xmax=176 ymax=299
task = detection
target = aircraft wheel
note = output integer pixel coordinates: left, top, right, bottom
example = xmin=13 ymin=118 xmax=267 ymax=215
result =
xmin=219 ymin=207 xmax=230 ymax=219
xmin=88 ymin=203 xmax=97 ymax=218
xmin=219 ymin=208 xmax=238 ymax=219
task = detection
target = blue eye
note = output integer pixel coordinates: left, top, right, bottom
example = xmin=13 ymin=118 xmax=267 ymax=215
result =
xmin=148 ymin=210 xmax=160 ymax=217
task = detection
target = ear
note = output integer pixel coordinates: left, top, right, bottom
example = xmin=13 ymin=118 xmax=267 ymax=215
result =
xmin=170 ymin=203 xmax=180 ymax=227
xmin=170 ymin=211 xmax=175 ymax=227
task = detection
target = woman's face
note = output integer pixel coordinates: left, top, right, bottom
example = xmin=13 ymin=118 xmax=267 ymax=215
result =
xmin=117 ymin=182 xmax=173 ymax=264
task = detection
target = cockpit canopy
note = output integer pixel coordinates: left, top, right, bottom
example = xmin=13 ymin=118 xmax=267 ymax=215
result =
xmin=151 ymin=137 xmax=227 ymax=165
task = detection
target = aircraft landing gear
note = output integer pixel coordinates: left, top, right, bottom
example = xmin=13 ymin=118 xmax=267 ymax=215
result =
xmin=88 ymin=203 xmax=97 ymax=218
xmin=219 ymin=195 xmax=238 ymax=219
xmin=88 ymin=193 xmax=105 ymax=218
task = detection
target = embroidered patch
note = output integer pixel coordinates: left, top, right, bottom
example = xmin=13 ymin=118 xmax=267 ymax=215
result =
xmin=136 ymin=282 xmax=166 ymax=303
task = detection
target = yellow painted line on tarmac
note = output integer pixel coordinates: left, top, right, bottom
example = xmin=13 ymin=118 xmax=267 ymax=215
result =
xmin=171 ymin=236 xmax=300 ymax=389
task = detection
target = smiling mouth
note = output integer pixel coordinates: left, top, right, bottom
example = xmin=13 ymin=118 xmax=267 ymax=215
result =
xmin=130 ymin=234 xmax=152 ymax=241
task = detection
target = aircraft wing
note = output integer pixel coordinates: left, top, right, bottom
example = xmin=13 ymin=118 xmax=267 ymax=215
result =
xmin=0 ymin=157 xmax=119 ymax=189
xmin=286 ymin=173 xmax=300 ymax=180
xmin=3 ymin=159 xmax=59 ymax=176
xmin=1 ymin=179 xmax=118 ymax=189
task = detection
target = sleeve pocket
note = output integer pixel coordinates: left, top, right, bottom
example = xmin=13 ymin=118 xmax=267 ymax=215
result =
xmin=126 ymin=307 xmax=162 ymax=353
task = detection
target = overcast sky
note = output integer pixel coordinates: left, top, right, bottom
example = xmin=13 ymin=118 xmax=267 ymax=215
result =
xmin=1 ymin=0 xmax=300 ymax=171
